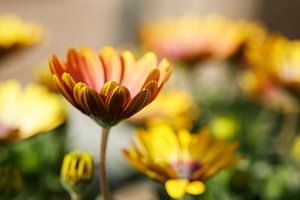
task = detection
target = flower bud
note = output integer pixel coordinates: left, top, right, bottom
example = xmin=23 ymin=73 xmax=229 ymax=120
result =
xmin=60 ymin=151 xmax=93 ymax=196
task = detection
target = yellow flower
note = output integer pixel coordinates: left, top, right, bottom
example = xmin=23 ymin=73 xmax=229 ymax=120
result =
xmin=0 ymin=80 xmax=65 ymax=143
xmin=128 ymin=89 xmax=199 ymax=130
xmin=210 ymin=116 xmax=239 ymax=139
xmin=139 ymin=15 xmax=263 ymax=62
xmin=50 ymin=47 xmax=172 ymax=127
xmin=0 ymin=14 xmax=43 ymax=49
xmin=238 ymin=70 xmax=298 ymax=113
xmin=61 ymin=151 xmax=93 ymax=194
xmin=123 ymin=125 xmax=242 ymax=199
xmin=34 ymin=63 xmax=58 ymax=93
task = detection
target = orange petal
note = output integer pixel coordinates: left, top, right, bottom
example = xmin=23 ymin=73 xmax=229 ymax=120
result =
xmin=100 ymin=47 xmax=123 ymax=83
xmin=121 ymin=89 xmax=151 ymax=118
xmin=79 ymin=48 xmax=105 ymax=91
xmin=49 ymin=55 xmax=66 ymax=77
xmin=120 ymin=50 xmax=136 ymax=84
xmin=105 ymin=86 xmax=131 ymax=119
xmin=52 ymin=74 xmax=76 ymax=105
xmin=66 ymin=49 xmax=87 ymax=83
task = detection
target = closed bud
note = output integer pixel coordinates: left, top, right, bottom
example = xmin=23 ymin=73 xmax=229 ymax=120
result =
xmin=60 ymin=151 xmax=93 ymax=197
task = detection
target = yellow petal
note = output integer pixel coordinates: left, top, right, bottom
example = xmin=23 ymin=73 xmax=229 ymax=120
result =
xmin=186 ymin=181 xmax=206 ymax=195
xmin=165 ymin=179 xmax=188 ymax=199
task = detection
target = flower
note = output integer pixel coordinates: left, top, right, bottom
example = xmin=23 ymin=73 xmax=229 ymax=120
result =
xmin=238 ymin=70 xmax=298 ymax=113
xmin=50 ymin=47 xmax=172 ymax=127
xmin=0 ymin=14 xmax=43 ymax=50
xmin=61 ymin=151 xmax=94 ymax=195
xmin=0 ymin=80 xmax=66 ymax=143
xmin=139 ymin=15 xmax=263 ymax=62
xmin=123 ymin=124 xmax=242 ymax=199
xmin=128 ymin=89 xmax=199 ymax=130
xmin=292 ymin=135 xmax=300 ymax=161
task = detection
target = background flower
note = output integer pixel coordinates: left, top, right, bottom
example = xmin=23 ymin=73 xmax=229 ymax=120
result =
xmin=0 ymin=14 xmax=43 ymax=50
xmin=139 ymin=15 xmax=264 ymax=63
xmin=0 ymin=80 xmax=66 ymax=142
xmin=128 ymin=89 xmax=199 ymax=130
xmin=123 ymin=124 xmax=242 ymax=198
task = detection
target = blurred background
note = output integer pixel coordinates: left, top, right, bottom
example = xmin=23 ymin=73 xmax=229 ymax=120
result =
xmin=1 ymin=0 xmax=300 ymax=200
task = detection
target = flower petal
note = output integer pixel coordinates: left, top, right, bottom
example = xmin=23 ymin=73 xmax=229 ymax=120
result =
xmin=100 ymin=81 xmax=119 ymax=100
xmin=143 ymin=80 xmax=158 ymax=99
xmin=105 ymin=86 xmax=131 ymax=119
xmin=49 ymin=55 xmax=66 ymax=77
xmin=82 ymin=86 xmax=106 ymax=118
xmin=165 ymin=179 xmax=189 ymax=199
xmin=121 ymin=89 xmax=151 ymax=118
xmin=79 ymin=48 xmax=106 ymax=91
xmin=186 ymin=181 xmax=206 ymax=195
xmin=73 ymin=82 xmax=89 ymax=113
xmin=100 ymin=47 xmax=123 ymax=83
xmin=53 ymin=74 xmax=76 ymax=106
xmin=142 ymin=69 xmax=160 ymax=88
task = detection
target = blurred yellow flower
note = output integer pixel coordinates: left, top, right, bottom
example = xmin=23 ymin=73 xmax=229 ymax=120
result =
xmin=210 ymin=116 xmax=239 ymax=139
xmin=0 ymin=14 xmax=43 ymax=49
xmin=61 ymin=151 xmax=93 ymax=195
xmin=246 ymin=35 xmax=300 ymax=98
xmin=0 ymin=80 xmax=65 ymax=143
xmin=50 ymin=47 xmax=172 ymax=127
xmin=238 ymin=70 xmax=298 ymax=113
xmin=123 ymin=125 xmax=242 ymax=199
xmin=140 ymin=15 xmax=264 ymax=62
xmin=128 ymin=89 xmax=199 ymax=130
xmin=34 ymin=63 xmax=58 ymax=93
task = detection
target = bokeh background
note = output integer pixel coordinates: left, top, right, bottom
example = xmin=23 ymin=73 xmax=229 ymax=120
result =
xmin=1 ymin=0 xmax=300 ymax=200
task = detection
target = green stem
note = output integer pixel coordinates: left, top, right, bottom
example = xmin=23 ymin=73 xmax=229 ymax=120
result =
xmin=99 ymin=127 xmax=110 ymax=200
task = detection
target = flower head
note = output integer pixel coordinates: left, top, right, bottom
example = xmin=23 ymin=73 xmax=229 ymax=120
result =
xmin=0 ymin=80 xmax=66 ymax=143
xmin=61 ymin=151 xmax=94 ymax=195
xmin=139 ymin=15 xmax=263 ymax=62
xmin=128 ymin=89 xmax=199 ymax=130
xmin=0 ymin=14 xmax=43 ymax=50
xmin=50 ymin=47 xmax=172 ymax=127
xmin=123 ymin=125 xmax=241 ymax=198
xmin=238 ymin=70 xmax=298 ymax=113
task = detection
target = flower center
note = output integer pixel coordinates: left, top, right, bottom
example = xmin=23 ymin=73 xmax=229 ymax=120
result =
xmin=170 ymin=160 xmax=202 ymax=179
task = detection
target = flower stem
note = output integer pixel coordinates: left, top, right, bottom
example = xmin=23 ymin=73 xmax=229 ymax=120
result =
xmin=99 ymin=126 xmax=110 ymax=200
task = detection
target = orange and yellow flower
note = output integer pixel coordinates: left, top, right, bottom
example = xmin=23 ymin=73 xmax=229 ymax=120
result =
xmin=50 ymin=47 xmax=172 ymax=127
xmin=123 ymin=124 xmax=242 ymax=199
xmin=0 ymin=14 xmax=43 ymax=50
xmin=128 ymin=89 xmax=199 ymax=130
xmin=0 ymin=80 xmax=65 ymax=143
xmin=139 ymin=15 xmax=264 ymax=62
xmin=243 ymin=34 xmax=300 ymax=112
